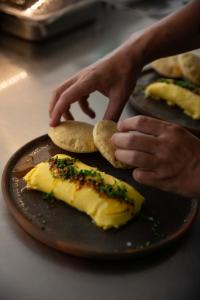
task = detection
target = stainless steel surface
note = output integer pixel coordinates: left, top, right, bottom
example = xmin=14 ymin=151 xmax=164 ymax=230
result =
xmin=0 ymin=0 xmax=103 ymax=40
xmin=1 ymin=2 xmax=200 ymax=300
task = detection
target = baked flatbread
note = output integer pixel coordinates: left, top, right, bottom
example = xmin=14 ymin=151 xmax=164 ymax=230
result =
xmin=48 ymin=121 xmax=97 ymax=153
xmin=178 ymin=52 xmax=200 ymax=86
xmin=93 ymin=120 xmax=130 ymax=168
xmin=151 ymin=55 xmax=182 ymax=78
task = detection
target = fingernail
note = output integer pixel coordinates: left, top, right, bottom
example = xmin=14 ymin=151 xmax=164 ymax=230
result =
xmin=117 ymin=121 xmax=122 ymax=129
xmin=110 ymin=136 xmax=114 ymax=144
xmin=117 ymin=120 xmax=123 ymax=131
xmin=110 ymin=133 xmax=116 ymax=144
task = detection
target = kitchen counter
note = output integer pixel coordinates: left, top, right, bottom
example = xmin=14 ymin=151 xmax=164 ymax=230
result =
xmin=0 ymin=2 xmax=200 ymax=300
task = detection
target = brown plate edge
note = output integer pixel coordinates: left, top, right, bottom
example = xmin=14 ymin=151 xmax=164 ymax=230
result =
xmin=1 ymin=135 xmax=199 ymax=260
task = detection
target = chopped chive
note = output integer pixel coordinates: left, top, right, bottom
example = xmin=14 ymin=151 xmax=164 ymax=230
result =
xmin=48 ymin=157 xmax=132 ymax=204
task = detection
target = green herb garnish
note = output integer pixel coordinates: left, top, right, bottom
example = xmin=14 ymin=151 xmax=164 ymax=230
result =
xmin=158 ymin=77 xmax=200 ymax=93
xmin=139 ymin=212 xmax=165 ymax=240
xmin=97 ymin=183 xmax=128 ymax=200
xmin=48 ymin=157 xmax=132 ymax=204
xmin=43 ymin=191 xmax=54 ymax=200
xmin=158 ymin=78 xmax=174 ymax=84
xmin=174 ymin=80 xmax=196 ymax=90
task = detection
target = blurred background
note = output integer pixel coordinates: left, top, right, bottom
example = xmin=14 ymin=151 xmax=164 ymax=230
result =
xmin=0 ymin=0 xmax=191 ymax=163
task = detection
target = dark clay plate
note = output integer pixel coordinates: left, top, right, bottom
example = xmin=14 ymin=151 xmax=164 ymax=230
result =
xmin=2 ymin=134 xmax=199 ymax=259
xmin=129 ymin=69 xmax=200 ymax=136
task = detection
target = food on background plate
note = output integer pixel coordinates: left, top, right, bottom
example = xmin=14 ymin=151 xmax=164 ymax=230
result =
xmin=48 ymin=121 xmax=97 ymax=153
xmin=151 ymin=55 xmax=182 ymax=78
xmin=151 ymin=52 xmax=200 ymax=86
xmin=23 ymin=154 xmax=144 ymax=230
xmin=145 ymin=79 xmax=200 ymax=119
xmin=178 ymin=52 xmax=200 ymax=86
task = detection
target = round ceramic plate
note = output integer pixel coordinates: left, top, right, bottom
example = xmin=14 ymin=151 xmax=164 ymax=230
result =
xmin=129 ymin=69 xmax=200 ymax=136
xmin=2 ymin=135 xmax=199 ymax=259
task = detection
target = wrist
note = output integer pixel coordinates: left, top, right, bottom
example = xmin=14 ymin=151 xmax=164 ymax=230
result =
xmin=114 ymin=28 xmax=158 ymax=74
xmin=119 ymin=33 xmax=147 ymax=69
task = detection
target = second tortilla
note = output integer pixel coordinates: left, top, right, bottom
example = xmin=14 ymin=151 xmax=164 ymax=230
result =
xmin=93 ymin=120 xmax=130 ymax=168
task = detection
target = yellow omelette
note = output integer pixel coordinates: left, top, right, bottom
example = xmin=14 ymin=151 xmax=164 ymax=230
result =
xmin=24 ymin=154 xmax=144 ymax=230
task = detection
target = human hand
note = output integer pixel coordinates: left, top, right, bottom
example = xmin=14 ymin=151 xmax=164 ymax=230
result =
xmin=111 ymin=116 xmax=200 ymax=198
xmin=49 ymin=46 xmax=143 ymax=126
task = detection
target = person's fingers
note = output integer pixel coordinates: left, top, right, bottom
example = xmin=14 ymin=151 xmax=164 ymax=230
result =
xmin=133 ymin=169 xmax=160 ymax=186
xmin=133 ymin=168 xmax=174 ymax=192
xmin=103 ymin=92 xmax=126 ymax=121
xmin=62 ymin=109 xmax=74 ymax=121
xmin=111 ymin=131 xmax=158 ymax=154
xmin=117 ymin=115 xmax=167 ymax=136
xmin=50 ymin=80 xmax=95 ymax=126
xmin=49 ymin=77 xmax=76 ymax=118
xmin=79 ymin=96 xmax=96 ymax=118
xmin=115 ymin=149 xmax=157 ymax=169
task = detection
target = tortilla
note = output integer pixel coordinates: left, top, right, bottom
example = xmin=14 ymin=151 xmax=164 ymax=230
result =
xmin=93 ymin=120 xmax=130 ymax=169
xmin=48 ymin=121 xmax=97 ymax=153
xmin=178 ymin=52 xmax=200 ymax=86
xmin=151 ymin=55 xmax=182 ymax=78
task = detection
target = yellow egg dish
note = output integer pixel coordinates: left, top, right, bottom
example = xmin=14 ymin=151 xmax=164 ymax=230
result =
xmin=145 ymin=81 xmax=200 ymax=119
xmin=24 ymin=154 xmax=144 ymax=230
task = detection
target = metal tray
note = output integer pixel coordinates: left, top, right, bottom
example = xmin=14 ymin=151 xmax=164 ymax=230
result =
xmin=0 ymin=0 xmax=103 ymax=41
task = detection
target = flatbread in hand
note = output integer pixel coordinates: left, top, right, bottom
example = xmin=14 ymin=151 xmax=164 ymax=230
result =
xmin=93 ymin=120 xmax=130 ymax=169
xmin=48 ymin=121 xmax=97 ymax=153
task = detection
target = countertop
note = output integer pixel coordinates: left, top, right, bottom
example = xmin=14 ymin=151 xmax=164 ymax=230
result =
xmin=1 ymin=2 xmax=200 ymax=300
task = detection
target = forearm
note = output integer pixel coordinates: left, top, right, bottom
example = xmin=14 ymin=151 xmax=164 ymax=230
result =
xmin=116 ymin=0 xmax=200 ymax=69
xmin=143 ymin=0 xmax=200 ymax=61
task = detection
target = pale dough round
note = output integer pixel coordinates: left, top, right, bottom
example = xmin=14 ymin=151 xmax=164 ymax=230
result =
xmin=48 ymin=121 xmax=97 ymax=153
xmin=93 ymin=120 xmax=131 ymax=169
